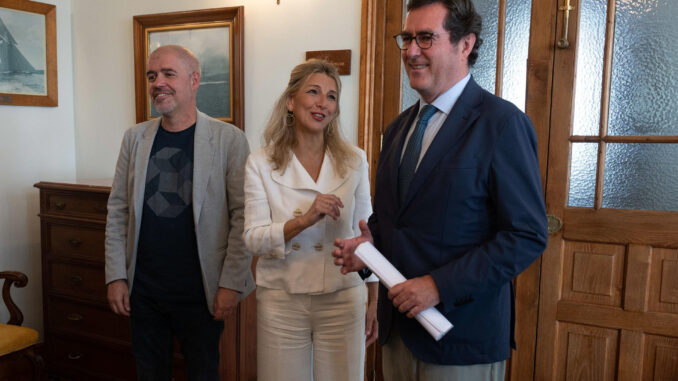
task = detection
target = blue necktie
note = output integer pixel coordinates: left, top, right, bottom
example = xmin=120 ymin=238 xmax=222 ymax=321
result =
xmin=398 ymin=104 xmax=438 ymax=204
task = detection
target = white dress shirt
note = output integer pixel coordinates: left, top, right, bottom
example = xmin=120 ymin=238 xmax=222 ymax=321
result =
xmin=401 ymin=73 xmax=471 ymax=169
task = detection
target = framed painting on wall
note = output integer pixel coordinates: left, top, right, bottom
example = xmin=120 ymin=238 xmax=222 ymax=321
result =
xmin=133 ymin=6 xmax=244 ymax=128
xmin=0 ymin=0 xmax=57 ymax=107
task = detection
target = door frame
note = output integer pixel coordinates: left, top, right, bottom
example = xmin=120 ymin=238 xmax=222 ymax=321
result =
xmin=358 ymin=0 xmax=403 ymax=195
xmin=356 ymin=0 xmax=560 ymax=379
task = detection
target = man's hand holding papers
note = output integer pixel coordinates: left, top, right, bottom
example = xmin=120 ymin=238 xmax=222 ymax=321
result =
xmin=389 ymin=275 xmax=441 ymax=319
xmin=334 ymin=226 xmax=453 ymax=340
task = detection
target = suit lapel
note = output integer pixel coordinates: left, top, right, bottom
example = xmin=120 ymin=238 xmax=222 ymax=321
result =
xmin=133 ymin=120 xmax=160 ymax=228
xmin=399 ymin=79 xmax=483 ymax=213
xmin=192 ymin=111 xmax=216 ymax=224
xmin=388 ymin=104 xmax=420 ymax=206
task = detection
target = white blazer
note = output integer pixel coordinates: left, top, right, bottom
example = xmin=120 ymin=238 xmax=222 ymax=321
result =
xmin=243 ymin=147 xmax=373 ymax=294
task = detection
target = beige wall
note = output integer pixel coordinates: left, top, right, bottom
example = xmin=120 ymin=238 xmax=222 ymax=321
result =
xmin=0 ymin=0 xmax=75 ymax=336
xmin=0 ymin=0 xmax=362 ymax=338
xmin=72 ymin=0 xmax=363 ymax=179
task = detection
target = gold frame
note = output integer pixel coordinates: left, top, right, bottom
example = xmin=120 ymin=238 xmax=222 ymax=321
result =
xmin=0 ymin=0 xmax=57 ymax=107
xmin=133 ymin=7 xmax=244 ymax=128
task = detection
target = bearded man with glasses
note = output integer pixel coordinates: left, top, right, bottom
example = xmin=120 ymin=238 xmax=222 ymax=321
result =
xmin=333 ymin=1 xmax=548 ymax=380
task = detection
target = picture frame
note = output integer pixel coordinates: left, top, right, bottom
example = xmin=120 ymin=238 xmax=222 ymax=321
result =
xmin=0 ymin=0 xmax=57 ymax=107
xmin=133 ymin=7 xmax=244 ymax=129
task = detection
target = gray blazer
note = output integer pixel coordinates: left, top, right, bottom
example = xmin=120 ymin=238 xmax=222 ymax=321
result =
xmin=105 ymin=110 xmax=255 ymax=314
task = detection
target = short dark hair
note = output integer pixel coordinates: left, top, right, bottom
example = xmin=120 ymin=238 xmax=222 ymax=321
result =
xmin=407 ymin=0 xmax=483 ymax=66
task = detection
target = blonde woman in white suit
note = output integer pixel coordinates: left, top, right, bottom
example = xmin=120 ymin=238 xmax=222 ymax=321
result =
xmin=243 ymin=59 xmax=378 ymax=381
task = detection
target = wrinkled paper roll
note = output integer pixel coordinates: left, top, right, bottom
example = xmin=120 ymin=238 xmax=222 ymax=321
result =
xmin=355 ymin=242 xmax=453 ymax=341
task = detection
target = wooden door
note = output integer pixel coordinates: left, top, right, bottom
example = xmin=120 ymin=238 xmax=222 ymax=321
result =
xmin=534 ymin=0 xmax=678 ymax=380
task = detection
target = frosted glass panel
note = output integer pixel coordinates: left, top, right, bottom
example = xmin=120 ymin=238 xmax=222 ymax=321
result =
xmin=572 ymin=0 xmax=606 ymax=136
xmin=501 ymin=0 xmax=531 ymax=111
xmin=401 ymin=66 xmax=419 ymax=110
xmin=401 ymin=0 xmax=419 ymax=110
xmin=603 ymin=144 xmax=678 ymax=211
xmin=568 ymin=143 xmax=598 ymax=207
xmin=608 ymin=0 xmax=678 ymax=136
xmin=469 ymin=0 xmax=499 ymax=94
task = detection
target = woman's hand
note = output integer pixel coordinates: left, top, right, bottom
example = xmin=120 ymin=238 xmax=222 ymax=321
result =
xmin=303 ymin=194 xmax=344 ymax=225
xmin=284 ymin=194 xmax=343 ymax=241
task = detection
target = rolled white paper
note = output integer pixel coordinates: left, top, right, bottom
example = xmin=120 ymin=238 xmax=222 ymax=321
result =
xmin=355 ymin=242 xmax=453 ymax=341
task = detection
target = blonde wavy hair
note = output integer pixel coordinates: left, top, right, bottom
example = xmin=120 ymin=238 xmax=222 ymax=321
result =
xmin=263 ymin=59 xmax=358 ymax=177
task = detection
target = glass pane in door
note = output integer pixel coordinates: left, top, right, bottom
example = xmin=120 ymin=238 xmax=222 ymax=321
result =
xmin=568 ymin=143 xmax=598 ymax=207
xmin=572 ymin=0 xmax=607 ymax=136
xmin=469 ymin=0 xmax=499 ymax=94
xmin=608 ymin=0 xmax=678 ymax=136
xmin=567 ymin=0 xmax=678 ymax=211
xmin=501 ymin=0 xmax=532 ymax=111
xmin=602 ymin=143 xmax=678 ymax=211
xmin=401 ymin=0 xmax=419 ymax=110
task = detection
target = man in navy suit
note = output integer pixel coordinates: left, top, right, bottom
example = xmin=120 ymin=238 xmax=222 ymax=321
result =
xmin=333 ymin=0 xmax=548 ymax=379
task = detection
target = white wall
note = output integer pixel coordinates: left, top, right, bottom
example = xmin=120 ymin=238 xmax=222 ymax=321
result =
xmin=0 ymin=0 xmax=75 ymax=336
xmin=72 ymin=0 xmax=363 ymax=179
xmin=6 ymin=0 xmax=648 ymax=367
xmin=0 ymin=0 xmax=362 ymax=338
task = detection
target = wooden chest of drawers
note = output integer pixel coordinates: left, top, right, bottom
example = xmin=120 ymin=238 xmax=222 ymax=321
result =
xmin=35 ymin=181 xmax=256 ymax=381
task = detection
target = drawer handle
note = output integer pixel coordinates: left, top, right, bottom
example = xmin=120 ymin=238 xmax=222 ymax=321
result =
xmin=69 ymin=275 xmax=83 ymax=286
xmin=54 ymin=202 xmax=66 ymax=210
xmin=67 ymin=352 xmax=82 ymax=360
xmin=69 ymin=238 xmax=82 ymax=247
xmin=67 ymin=313 xmax=83 ymax=321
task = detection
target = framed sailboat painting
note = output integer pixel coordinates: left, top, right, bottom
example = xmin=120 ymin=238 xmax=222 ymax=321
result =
xmin=133 ymin=7 xmax=244 ymax=129
xmin=0 ymin=0 xmax=57 ymax=107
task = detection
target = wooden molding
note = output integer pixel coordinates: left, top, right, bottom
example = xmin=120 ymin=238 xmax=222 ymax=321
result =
xmin=358 ymin=0 xmax=403 ymax=195
xmin=358 ymin=0 xmax=382 ymax=194
xmin=509 ymin=0 xmax=559 ymax=380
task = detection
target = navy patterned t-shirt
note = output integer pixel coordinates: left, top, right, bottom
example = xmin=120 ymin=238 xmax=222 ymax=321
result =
xmin=133 ymin=124 xmax=205 ymax=302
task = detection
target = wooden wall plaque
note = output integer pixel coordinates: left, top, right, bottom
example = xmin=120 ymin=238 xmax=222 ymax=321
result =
xmin=306 ymin=49 xmax=351 ymax=75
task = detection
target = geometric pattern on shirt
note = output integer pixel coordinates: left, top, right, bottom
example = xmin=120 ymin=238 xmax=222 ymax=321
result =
xmin=145 ymin=147 xmax=193 ymax=218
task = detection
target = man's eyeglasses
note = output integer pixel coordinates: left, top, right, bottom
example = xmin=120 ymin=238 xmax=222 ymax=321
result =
xmin=393 ymin=32 xmax=449 ymax=50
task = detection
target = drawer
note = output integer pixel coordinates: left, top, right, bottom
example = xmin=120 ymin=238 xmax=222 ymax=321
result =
xmin=48 ymin=298 xmax=130 ymax=342
xmin=49 ymin=223 xmax=104 ymax=261
xmin=48 ymin=261 xmax=106 ymax=301
xmin=47 ymin=336 xmax=187 ymax=381
xmin=44 ymin=191 xmax=108 ymax=219
xmin=48 ymin=336 xmax=137 ymax=381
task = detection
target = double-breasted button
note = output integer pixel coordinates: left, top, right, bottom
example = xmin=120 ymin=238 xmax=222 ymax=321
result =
xmin=314 ymin=243 xmax=323 ymax=251
xmin=292 ymin=242 xmax=301 ymax=251
xmin=293 ymin=208 xmax=303 ymax=217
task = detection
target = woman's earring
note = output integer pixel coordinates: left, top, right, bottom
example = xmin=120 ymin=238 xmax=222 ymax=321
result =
xmin=286 ymin=111 xmax=295 ymax=127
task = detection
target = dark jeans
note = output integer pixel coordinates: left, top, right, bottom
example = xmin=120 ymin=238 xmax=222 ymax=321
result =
xmin=130 ymin=291 xmax=224 ymax=381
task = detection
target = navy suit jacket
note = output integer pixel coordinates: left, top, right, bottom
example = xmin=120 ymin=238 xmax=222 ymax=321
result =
xmin=369 ymin=78 xmax=548 ymax=365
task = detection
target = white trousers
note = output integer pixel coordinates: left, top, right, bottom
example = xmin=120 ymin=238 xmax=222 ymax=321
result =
xmin=256 ymin=286 xmax=367 ymax=381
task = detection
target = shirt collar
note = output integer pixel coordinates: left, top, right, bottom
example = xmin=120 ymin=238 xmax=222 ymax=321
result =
xmin=418 ymin=73 xmax=471 ymax=115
